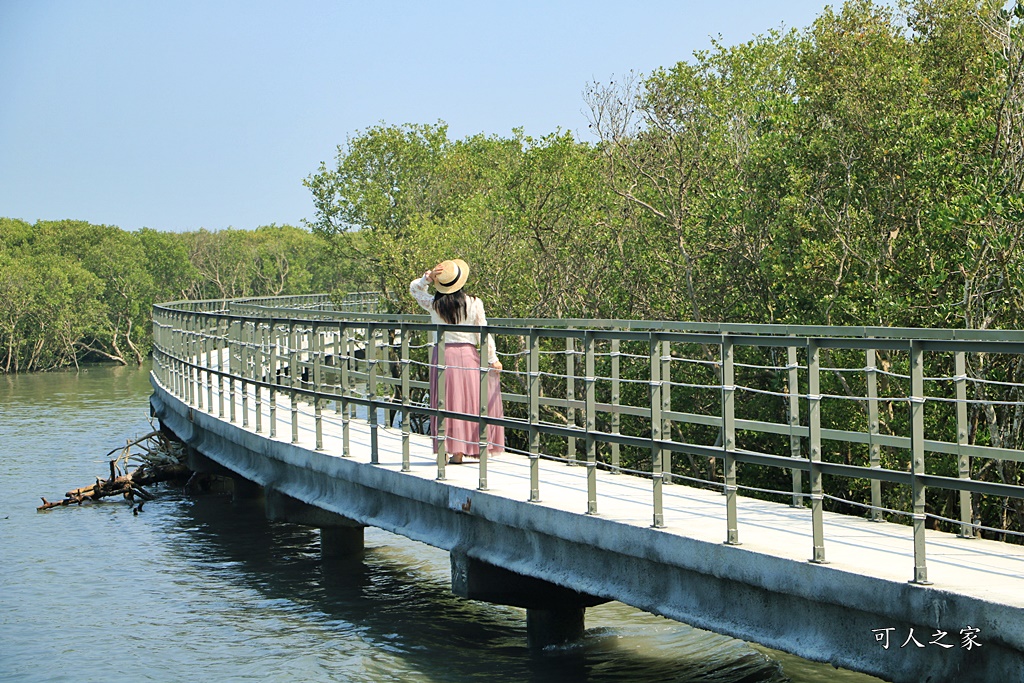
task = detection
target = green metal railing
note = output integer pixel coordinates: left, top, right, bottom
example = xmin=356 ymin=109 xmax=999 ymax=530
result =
xmin=152 ymin=294 xmax=1024 ymax=585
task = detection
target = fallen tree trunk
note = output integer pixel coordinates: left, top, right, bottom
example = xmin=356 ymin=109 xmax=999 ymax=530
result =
xmin=38 ymin=429 xmax=191 ymax=511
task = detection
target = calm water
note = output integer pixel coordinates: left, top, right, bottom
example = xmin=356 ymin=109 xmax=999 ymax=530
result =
xmin=0 ymin=365 xmax=881 ymax=682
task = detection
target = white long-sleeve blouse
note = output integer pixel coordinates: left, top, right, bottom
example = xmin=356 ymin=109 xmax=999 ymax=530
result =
xmin=409 ymin=275 xmax=499 ymax=365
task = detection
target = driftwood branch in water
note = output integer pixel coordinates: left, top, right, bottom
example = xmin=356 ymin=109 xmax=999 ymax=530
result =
xmin=38 ymin=429 xmax=192 ymax=511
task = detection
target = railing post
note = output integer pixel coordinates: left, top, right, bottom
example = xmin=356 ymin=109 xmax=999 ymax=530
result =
xmin=910 ymin=340 xmax=931 ymax=584
xmin=290 ymin=323 xmax=299 ymax=444
xmin=478 ymin=328 xmax=490 ymax=491
xmin=228 ymin=318 xmax=237 ymax=424
xmin=170 ymin=313 xmax=176 ymax=390
xmin=198 ymin=315 xmax=206 ymax=408
xmin=168 ymin=313 xmax=174 ymax=390
xmin=401 ymin=324 xmax=411 ymax=472
xmin=187 ymin=313 xmax=194 ymax=405
xmin=155 ymin=310 xmax=162 ymax=377
xmin=160 ymin=311 xmax=167 ymax=387
xmin=341 ymin=323 xmax=350 ymax=456
xmin=251 ymin=321 xmax=261 ymax=421
xmin=368 ymin=323 xmax=379 ymax=464
xmin=196 ymin=315 xmax=205 ymax=412
xmin=435 ymin=330 xmax=447 ymax=479
xmin=867 ymin=349 xmax=883 ymax=521
xmin=241 ymin=320 xmax=250 ymax=428
xmin=173 ymin=312 xmax=179 ymax=398
xmin=955 ymin=350 xmax=974 ymax=538
xmin=151 ymin=311 xmax=160 ymax=378
xmin=205 ymin=315 xmax=213 ymax=413
xmin=175 ymin=312 xmax=182 ymax=398
xmin=165 ymin=312 xmax=171 ymax=387
xmin=661 ymin=338 xmax=673 ymax=484
xmin=269 ymin=321 xmax=278 ymax=438
xmin=585 ymin=330 xmax=597 ymax=514
xmin=204 ymin=314 xmax=212 ymax=411
xmin=529 ymin=330 xmax=540 ymax=502
xmin=610 ymin=335 xmax=621 ymax=474
xmin=152 ymin=311 xmax=159 ymax=377
xmin=157 ymin=313 xmax=163 ymax=387
xmin=179 ymin=311 xmax=187 ymax=401
xmin=722 ymin=335 xmax=739 ymax=544
xmin=182 ymin=312 xmax=189 ymax=401
xmin=203 ymin=317 xmax=211 ymax=411
xmin=788 ymin=345 xmax=803 ymax=507
xmin=217 ymin=317 xmax=225 ymax=419
xmin=189 ymin=313 xmax=196 ymax=403
xmin=188 ymin=314 xmax=198 ymax=408
xmin=334 ymin=323 xmax=343 ymax=416
xmin=650 ymin=332 xmax=665 ymax=528
xmin=567 ymin=334 xmax=577 ymax=466
xmin=808 ymin=339 xmax=826 ymax=563
xmin=314 ymin=325 xmax=323 ymax=451
xmin=255 ymin=323 xmax=263 ymax=434
xmin=171 ymin=312 xmax=180 ymax=398
xmin=165 ymin=312 xmax=172 ymax=395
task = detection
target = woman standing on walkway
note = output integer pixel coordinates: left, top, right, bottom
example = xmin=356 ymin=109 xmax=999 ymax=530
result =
xmin=410 ymin=259 xmax=505 ymax=464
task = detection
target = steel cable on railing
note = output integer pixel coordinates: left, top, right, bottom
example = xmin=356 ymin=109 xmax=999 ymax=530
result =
xmin=726 ymin=382 xmax=919 ymax=405
xmin=821 ymin=493 xmax=915 ymax=520
xmin=923 ymin=511 xmax=1024 ymax=541
xmin=924 ymin=395 xmax=1024 ymax=407
xmin=540 ymin=348 xmax=580 ymax=356
xmin=662 ymin=379 xmax=729 ymax=391
xmin=734 ymin=361 xmax=802 ymax=372
xmin=922 ymin=373 xmax=1024 ymax=389
xmin=668 ymin=355 xmax=721 ymax=368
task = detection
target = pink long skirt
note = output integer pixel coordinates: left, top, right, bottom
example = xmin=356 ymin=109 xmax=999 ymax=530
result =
xmin=429 ymin=343 xmax=505 ymax=455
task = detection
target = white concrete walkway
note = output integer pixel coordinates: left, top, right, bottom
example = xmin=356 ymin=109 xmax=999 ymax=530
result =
xmin=185 ymin=373 xmax=1024 ymax=611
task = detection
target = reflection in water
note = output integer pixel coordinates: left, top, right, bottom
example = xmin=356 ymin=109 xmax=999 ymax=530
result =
xmin=174 ymin=493 xmax=788 ymax=683
xmin=0 ymin=365 xmax=880 ymax=682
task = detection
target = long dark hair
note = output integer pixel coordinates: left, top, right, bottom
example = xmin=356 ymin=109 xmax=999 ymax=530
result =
xmin=433 ymin=289 xmax=468 ymax=325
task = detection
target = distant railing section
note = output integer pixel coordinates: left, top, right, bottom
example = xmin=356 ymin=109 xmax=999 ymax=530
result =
xmin=152 ymin=293 xmax=1024 ymax=584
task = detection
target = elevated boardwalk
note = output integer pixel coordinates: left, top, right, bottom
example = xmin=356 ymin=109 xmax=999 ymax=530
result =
xmin=151 ymin=295 xmax=1024 ymax=683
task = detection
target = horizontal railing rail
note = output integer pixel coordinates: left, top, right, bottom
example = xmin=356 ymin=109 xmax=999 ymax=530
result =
xmin=152 ymin=293 xmax=1024 ymax=585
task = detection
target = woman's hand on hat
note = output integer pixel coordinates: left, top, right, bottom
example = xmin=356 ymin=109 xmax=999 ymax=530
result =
xmin=425 ymin=264 xmax=444 ymax=284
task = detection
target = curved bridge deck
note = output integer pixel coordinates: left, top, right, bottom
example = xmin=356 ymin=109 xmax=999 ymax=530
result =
xmin=150 ymin=296 xmax=1024 ymax=683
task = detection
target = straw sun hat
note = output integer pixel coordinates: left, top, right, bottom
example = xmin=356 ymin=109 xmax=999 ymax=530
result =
xmin=433 ymin=259 xmax=469 ymax=294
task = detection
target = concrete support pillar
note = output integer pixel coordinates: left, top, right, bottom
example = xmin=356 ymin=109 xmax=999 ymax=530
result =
xmin=185 ymin=448 xmax=263 ymax=502
xmin=526 ymin=607 xmax=585 ymax=649
xmin=231 ymin=476 xmax=263 ymax=503
xmin=184 ymin=447 xmax=248 ymax=496
xmin=265 ymin=489 xmax=366 ymax=560
xmin=451 ymin=550 xmax=606 ymax=649
xmin=320 ymin=525 xmax=365 ymax=560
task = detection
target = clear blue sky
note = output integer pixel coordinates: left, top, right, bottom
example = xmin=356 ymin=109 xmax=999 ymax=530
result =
xmin=1 ymin=0 xmax=840 ymax=233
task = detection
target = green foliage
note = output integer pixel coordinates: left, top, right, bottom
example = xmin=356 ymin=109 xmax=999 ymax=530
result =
xmin=305 ymin=123 xmax=616 ymax=317
xmin=302 ymin=0 xmax=1024 ymax=537
xmin=0 ymin=226 xmax=106 ymax=372
xmin=0 ymin=220 xmax=338 ymax=371
xmin=138 ymin=227 xmax=199 ymax=302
